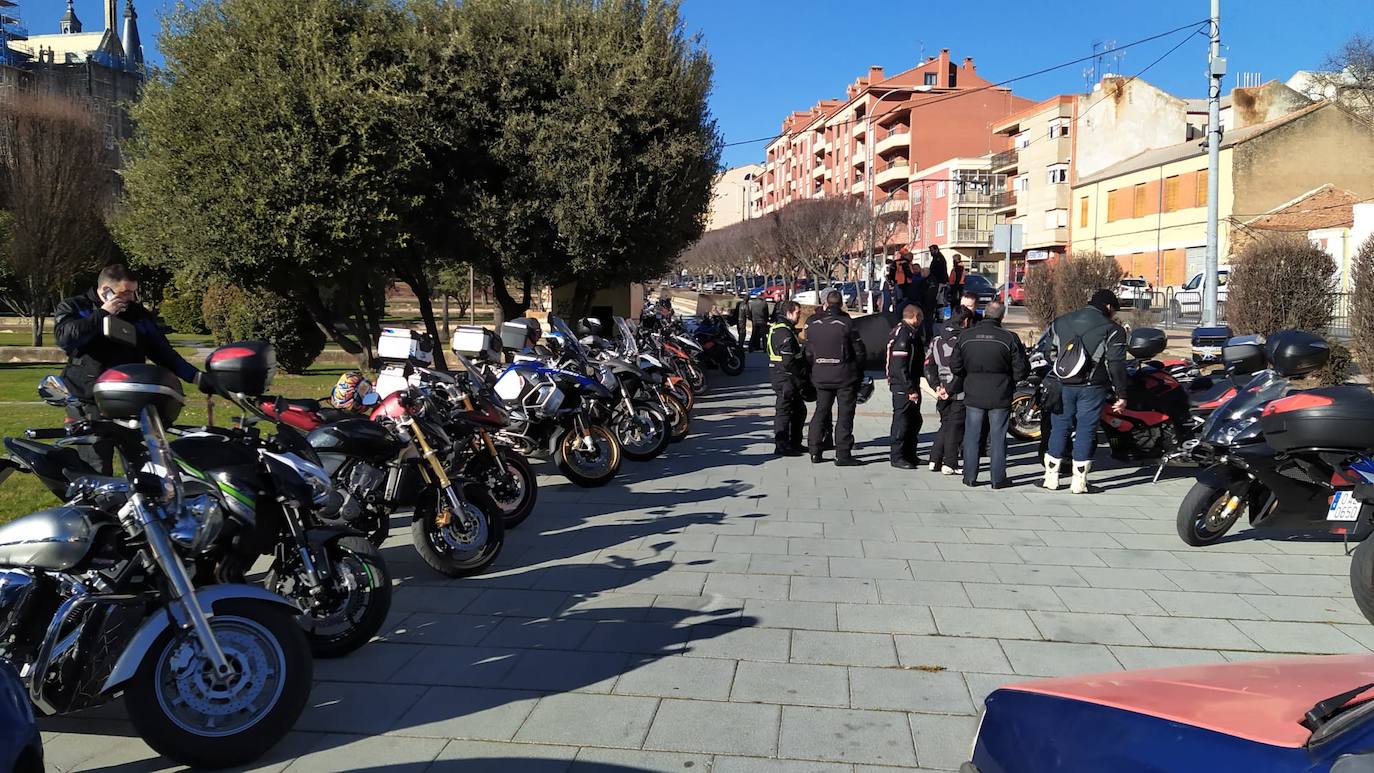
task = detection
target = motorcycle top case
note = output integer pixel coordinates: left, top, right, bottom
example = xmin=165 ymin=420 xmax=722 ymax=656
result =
xmin=1266 ymin=330 xmax=1330 ymax=378
xmin=1127 ymin=328 xmax=1167 ymax=360
xmin=378 ymin=328 xmax=434 ymax=365
xmin=1222 ymin=335 xmax=1266 ymax=376
xmin=451 ymin=325 xmax=501 ymax=363
xmin=93 ymin=363 xmax=185 ymax=423
xmin=501 ymin=319 xmax=540 ymax=351
xmin=205 ymin=341 xmax=277 ymax=395
xmin=1260 ymin=386 xmax=1374 ymax=453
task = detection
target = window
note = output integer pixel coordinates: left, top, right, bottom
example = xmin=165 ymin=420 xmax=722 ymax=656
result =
xmin=1164 ymin=176 xmax=1181 ymax=212
xmin=1132 ymin=183 xmax=1148 ymax=218
xmin=1015 ymin=175 xmax=1030 ymax=192
xmin=936 ymin=220 xmax=945 ymax=237
xmin=1184 ymin=274 xmax=1201 ymax=290
xmin=1048 ymin=117 xmax=1071 ymax=138
xmin=913 ymin=188 xmax=922 ymax=203
xmin=1015 ymin=131 xmax=1031 ymax=150
xmin=1196 ymin=169 xmax=1209 ymax=206
xmin=924 ymin=72 xmax=937 ymax=86
xmin=1106 ymin=189 xmax=1118 ymax=222
xmin=936 ymin=182 xmax=946 ymax=198
xmin=1043 ymin=209 xmax=1068 ymax=229
xmin=1079 ymin=196 xmax=1089 ymax=227
xmin=1046 ymin=164 xmax=1068 ymax=185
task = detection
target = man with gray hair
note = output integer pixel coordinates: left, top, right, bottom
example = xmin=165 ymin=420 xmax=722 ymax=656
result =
xmin=948 ymin=300 xmax=1028 ymax=488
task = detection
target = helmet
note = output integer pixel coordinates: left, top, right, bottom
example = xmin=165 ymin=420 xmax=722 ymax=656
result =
xmin=856 ymin=375 xmax=875 ymax=405
xmin=330 ymin=371 xmax=374 ymax=411
xmin=577 ymin=317 xmax=607 ymax=338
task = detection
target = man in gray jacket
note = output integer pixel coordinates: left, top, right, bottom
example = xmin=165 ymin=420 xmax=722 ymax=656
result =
xmin=1042 ymin=289 xmax=1129 ymax=493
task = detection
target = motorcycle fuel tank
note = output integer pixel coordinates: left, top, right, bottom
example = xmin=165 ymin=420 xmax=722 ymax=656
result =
xmin=0 ymin=506 xmax=102 ymax=571
xmin=307 ymin=418 xmax=403 ymax=463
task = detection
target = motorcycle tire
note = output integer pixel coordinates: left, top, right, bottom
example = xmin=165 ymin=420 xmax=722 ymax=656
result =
xmin=616 ymin=403 xmax=671 ymax=462
xmin=124 ymin=599 xmax=312 ymax=770
xmin=554 ymin=424 xmax=622 ymax=487
xmin=1009 ymin=393 xmax=1042 ymax=441
xmin=265 ymin=535 xmax=391 ymax=659
xmin=1349 ymin=538 xmax=1374 ymax=625
xmin=665 ymin=394 xmax=691 ymax=443
xmin=361 ymin=510 xmax=390 ymax=547
xmin=1176 ymin=480 xmax=1244 ymax=547
xmin=412 ymin=484 xmax=505 ymax=577
xmin=685 ymin=362 xmax=707 ymax=395
xmin=465 ymin=448 xmax=538 ymax=529
xmin=721 ymin=346 xmax=746 ymax=377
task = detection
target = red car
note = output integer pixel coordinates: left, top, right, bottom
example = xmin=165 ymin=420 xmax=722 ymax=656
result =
xmin=1004 ymin=280 xmax=1025 ymax=305
xmin=761 ymin=281 xmax=802 ymax=302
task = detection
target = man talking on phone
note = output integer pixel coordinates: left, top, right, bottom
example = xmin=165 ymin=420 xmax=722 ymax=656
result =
xmin=54 ymin=263 xmax=217 ymax=473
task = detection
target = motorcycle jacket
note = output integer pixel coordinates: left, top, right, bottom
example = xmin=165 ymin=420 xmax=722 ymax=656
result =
xmin=948 ymin=319 xmax=1029 ymax=410
xmin=748 ymin=297 xmax=771 ymax=326
xmin=768 ymin=322 xmax=807 ymax=383
xmin=54 ymin=288 xmax=200 ymax=401
xmin=924 ymin=325 xmax=965 ymax=401
xmin=1046 ymin=305 xmax=1129 ymax=394
xmin=804 ymin=306 xmax=866 ymax=389
xmin=885 ymin=321 xmax=924 ymax=395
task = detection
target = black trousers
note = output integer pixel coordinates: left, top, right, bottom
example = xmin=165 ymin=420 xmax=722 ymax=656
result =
xmin=809 ymin=384 xmax=857 ymax=456
xmin=931 ymin=399 xmax=966 ymax=469
xmin=772 ymin=378 xmax=806 ymax=449
xmin=890 ymin=392 xmax=922 ymax=462
xmin=68 ymin=401 xmax=116 ymax=475
xmin=749 ymin=323 xmax=768 ymax=352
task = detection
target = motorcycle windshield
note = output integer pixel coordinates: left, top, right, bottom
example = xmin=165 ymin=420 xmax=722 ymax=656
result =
xmin=614 ymin=317 xmax=640 ymax=356
xmin=1201 ymin=369 xmax=1288 ymax=442
xmin=549 ymin=316 xmax=585 ymax=361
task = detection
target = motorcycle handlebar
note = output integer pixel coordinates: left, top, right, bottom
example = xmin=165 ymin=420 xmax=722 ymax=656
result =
xmin=25 ymin=427 xmax=68 ymax=439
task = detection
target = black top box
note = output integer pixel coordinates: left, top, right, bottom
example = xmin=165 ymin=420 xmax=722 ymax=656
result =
xmin=1266 ymin=330 xmax=1330 ymax=378
xmin=1127 ymin=328 xmax=1167 ymax=360
xmin=1223 ymin=335 xmax=1266 ymax=376
xmin=1261 ymin=385 xmax=1374 ymax=452
xmin=205 ymin=341 xmax=278 ymax=396
xmin=93 ymin=363 xmax=185 ymax=423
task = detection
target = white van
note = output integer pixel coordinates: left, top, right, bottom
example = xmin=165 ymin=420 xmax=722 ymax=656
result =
xmin=1172 ymin=267 xmax=1230 ymax=319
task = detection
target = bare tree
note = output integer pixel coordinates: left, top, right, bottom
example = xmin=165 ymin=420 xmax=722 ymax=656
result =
xmin=1304 ymin=34 xmax=1374 ymax=119
xmin=0 ymin=92 xmax=113 ymax=345
xmin=769 ymin=197 xmax=870 ymax=297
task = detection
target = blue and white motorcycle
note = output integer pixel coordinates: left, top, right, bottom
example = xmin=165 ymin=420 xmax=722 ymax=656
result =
xmin=488 ymin=317 xmax=624 ymax=487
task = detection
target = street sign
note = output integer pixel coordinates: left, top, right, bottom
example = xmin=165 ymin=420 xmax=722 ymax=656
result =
xmin=992 ymin=223 xmax=1023 ymax=255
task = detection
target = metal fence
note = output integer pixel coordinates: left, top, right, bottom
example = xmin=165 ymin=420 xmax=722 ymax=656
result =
xmin=1139 ymin=288 xmax=1353 ymax=340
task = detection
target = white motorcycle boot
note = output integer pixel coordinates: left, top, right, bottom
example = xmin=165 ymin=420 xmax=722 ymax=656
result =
xmin=1041 ymin=455 xmax=1062 ymax=491
xmin=1070 ymin=460 xmax=1093 ymax=494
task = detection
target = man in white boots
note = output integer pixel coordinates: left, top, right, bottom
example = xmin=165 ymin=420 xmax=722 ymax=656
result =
xmin=1041 ymin=289 xmax=1128 ymax=493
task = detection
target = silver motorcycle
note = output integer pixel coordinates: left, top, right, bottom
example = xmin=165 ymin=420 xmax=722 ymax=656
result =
xmin=0 ymin=364 xmax=311 ymax=769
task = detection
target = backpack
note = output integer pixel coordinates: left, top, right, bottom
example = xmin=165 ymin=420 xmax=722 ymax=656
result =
xmin=1051 ymin=329 xmax=1108 ymax=384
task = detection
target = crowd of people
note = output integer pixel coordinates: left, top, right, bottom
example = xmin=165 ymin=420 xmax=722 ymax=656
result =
xmin=755 ymin=252 xmax=1129 ymax=494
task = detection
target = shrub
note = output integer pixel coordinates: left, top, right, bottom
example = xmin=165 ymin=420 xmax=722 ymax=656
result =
xmin=159 ymin=279 xmax=209 ymax=334
xmin=1310 ymin=341 xmax=1354 ymax=386
xmin=1351 ymin=234 xmax=1374 ymax=376
xmin=1021 ymin=252 xmax=1124 ymax=330
xmin=1227 ymin=233 xmax=1335 ymax=337
xmin=1022 ymin=263 xmax=1057 ymax=329
xmin=201 ymin=282 xmax=324 ymax=373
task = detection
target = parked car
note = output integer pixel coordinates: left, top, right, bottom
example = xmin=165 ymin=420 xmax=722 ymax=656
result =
xmin=1118 ymin=277 xmax=1153 ymax=308
xmin=966 ymin=654 xmax=1374 ymax=772
xmin=793 ymin=285 xmax=855 ymax=307
xmin=963 ymin=273 xmax=998 ymax=309
xmin=747 ymin=286 xmax=766 ymax=299
xmin=761 ymin=281 xmax=802 ymax=302
xmin=1172 ymin=267 xmax=1230 ymax=319
xmin=1004 ymin=280 xmax=1025 ymax=305
xmin=0 ymin=662 xmax=41 ymax=773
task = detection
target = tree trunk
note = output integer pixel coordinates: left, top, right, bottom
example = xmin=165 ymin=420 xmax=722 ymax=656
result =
xmin=30 ymin=312 xmax=43 ymax=347
xmin=298 ymin=287 xmax=368 ymax=368
xmin=569 ymin=279 xmax=598 ymax=321
xmin=400 ymin=270 xmax=448 ymax=371
xmin=486 ymin=260 xmax=530 ymax=325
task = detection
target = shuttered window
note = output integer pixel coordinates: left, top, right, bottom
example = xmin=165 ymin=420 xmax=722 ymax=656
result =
xmin=1133 ymin=183 xmax=1148 ymax=218
xmin=1164 ymin=176 xmax=1180 ymax=212
xmin=1079 ymin=196 xmax=1089 ymax=227
xmin=1106 ymin=190 xmax=1118 ymax=222
xmin=1196 ymin=170 xmax=1208 ymax=207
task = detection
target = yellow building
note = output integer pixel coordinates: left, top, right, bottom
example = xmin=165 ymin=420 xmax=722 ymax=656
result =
xmin=1070 ymin=101 xmax=1374 ymax=290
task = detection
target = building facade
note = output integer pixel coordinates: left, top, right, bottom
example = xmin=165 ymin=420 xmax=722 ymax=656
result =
xmin=909 ymin=156 xmax=1004 ymax=279
xmin=706 ymin=164 xmax=762 ymax=232
xmin=991 ymin=95 xmax=1075 ymax=268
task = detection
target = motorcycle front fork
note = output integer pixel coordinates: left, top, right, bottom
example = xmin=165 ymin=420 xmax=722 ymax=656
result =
xmin=407 ymin=419 xmax=475 ymax=532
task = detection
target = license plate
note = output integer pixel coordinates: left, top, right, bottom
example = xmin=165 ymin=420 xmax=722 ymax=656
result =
xmin=1193 ymin=346 xmax=1221 ymax=358
xmin=1328 ymin=491 xmax=1362 ymax=522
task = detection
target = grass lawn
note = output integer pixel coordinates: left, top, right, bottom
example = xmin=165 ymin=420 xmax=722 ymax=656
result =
xmin=0 ymin=364 xmax=347 ymax=522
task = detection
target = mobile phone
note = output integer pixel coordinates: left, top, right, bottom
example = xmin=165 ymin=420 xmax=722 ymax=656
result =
xmin=100 ymin=288 xmax=116 ymax=302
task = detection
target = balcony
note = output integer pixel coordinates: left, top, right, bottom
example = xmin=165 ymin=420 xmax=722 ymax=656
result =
xmin=851 ymin=179 xmax=866 ymax=195
xmin=812 ymin=164 xmax=826 ymax=179
xmin=852 ymin=147 xmax=867 ymax=167
xmin=876 ymin=130 xmax=911 ymax=156
xmin=875 ymin=162 xmax=909 ymax=188
xmin=991 ymin=190 xmax=1017 ymax=212
xmin=990 ymin=149 xmax=1018 ymax=172
xmin=952 ymin=229 xmax=993 ymax=246
xmin=877 ymin=196 xmax=910 ymax=213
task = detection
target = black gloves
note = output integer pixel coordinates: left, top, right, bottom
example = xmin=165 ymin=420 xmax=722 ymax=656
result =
xmin=195 ymin=371 xmax=220 ymax=396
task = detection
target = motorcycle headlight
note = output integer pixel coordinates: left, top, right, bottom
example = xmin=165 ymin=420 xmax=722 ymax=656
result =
xmin=599 ymin=366 xmax=617 ymax=391
xmin=297 ymin=459 xmax=336 ymax=506
xmin=170 ymin=493 xmax=225 ymax=553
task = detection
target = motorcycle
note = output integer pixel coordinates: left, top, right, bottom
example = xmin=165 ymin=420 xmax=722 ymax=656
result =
xmin=1172 ymin=330 xmax=1341 ymax=547
xmin=611 ymin=316 xmax=692 ymax=442
xmin=0 ymin=364 xmax=311 ymax=769
xmin=690 ymin=314 xmax=746 ymax=377
xmin=576 ymin=318 xmax=672 ymax=461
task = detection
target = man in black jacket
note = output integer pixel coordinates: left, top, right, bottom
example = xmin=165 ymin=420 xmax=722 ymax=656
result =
xmin=805 ymin=291 xmax=866 ymax=466
xmin=885 ymin=304 xmax=925 ymax=469
xmin=949 ymin=300 xmax=1027 ymax=488
xmin=768 ymin=301 xmax=808 ymax=456
xmin=747 ymin=295 xmax=771 ymax=352
xmin=54 ymin=264 xmax=214 ymax=473
xmin=1042 ymin=289 xmax=1129 ymax=493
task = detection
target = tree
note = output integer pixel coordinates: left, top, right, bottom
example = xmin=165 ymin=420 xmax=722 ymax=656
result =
xmin=0 ymin=92 xmax=113 ymax=345
xmin=768 ymin=197 xmax=870 ymax=294
xmin=1021 ymin=252 xmax=1124 ymax=330
xmin=1227 ymin=233 xmax=1335 ymax=337
xmin=117 ymin=0 xmax=423 ymax=367
xmin=1346 ymin=235 xmax=1374 ymax=376
xmin=1304 ymin=34 xmax=1374 ymax=119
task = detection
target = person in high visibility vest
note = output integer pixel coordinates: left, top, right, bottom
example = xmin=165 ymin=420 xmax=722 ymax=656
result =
xmin=768 ymin=300 xmax=808 ymax=456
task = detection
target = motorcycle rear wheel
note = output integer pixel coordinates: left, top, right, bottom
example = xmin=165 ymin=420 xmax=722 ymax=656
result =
xmin=1176 ymin=480 xmax=1244 ymax=547
xmin=665 ymin=394 xmax=691 ymax=443
xmin=721 ymin=346 xmax=746 ymax=376
xmin=266 ymin=535 xmax=391 ymax=659
xmin=1009 ymin=393 xmax=1041 ymax=441
xmin=1349 ymin=538 xmax=1374 ymax=625
xmin=465 ymin=448 xmax=538 ymax=529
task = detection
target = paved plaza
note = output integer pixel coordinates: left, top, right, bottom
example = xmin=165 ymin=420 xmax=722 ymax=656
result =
xmin=44 ymin=355 xmax=1371 ymax=772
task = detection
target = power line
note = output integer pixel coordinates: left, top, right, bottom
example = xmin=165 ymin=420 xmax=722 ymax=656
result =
xmin=722 ymin=19 xmax=1210 ymax=150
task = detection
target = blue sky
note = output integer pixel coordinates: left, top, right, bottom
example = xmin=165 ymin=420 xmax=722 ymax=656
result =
xmin=17 ymin=0 xmax=1373 ymax=168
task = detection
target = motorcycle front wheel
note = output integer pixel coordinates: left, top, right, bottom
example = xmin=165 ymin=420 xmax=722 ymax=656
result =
xmin=554 ymin=424 xmax=622 ymax=487
xmin=123 ymin=599 xmax=312 ymax=770
xmin=721 ymin=346 xmax=746 ymax=376
xmin=1176 ymin=480 xmax=1245 ymax=547
xmin=684 ymin=362 xmax=707 ymax=394
xmin=1009 ymin=393 xmax=1042 ymax=441
xmin=266 ymin=535 xmax=391 ymax=658
xmin=664 ymin=394 xmax=691 ymax=443
xmin=412 ymin=484 xmax=505 ymax=577
xmin=616 ymin=403 xmax=670 ymax=461
xmin=465 ymin=448 xmax=538 ymax=529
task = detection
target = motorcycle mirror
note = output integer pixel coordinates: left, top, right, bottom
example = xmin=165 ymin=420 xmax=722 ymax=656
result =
xmin=38 ymin=374 xmax=73 ymax=405
xmin=361 ymin=391 xmax=380 ymax=407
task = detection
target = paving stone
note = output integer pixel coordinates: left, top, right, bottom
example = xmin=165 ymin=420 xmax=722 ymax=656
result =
xmin=464 ymin=589 xmax=573 ymax=618
xmin=1075 ymin=567 xmax=1181 ymax=591
xmin=907 ymin=559 xmax=997 ymax=583
xmin=670 ymin=551 xmax=753 ymax=574
xmin=936 ymin=543 xmax=1024 ymax=564
xmin=894 ymin=635 xmax=1013 ymax=673
xmin=830 ymin=557 xmax=914 ymax=580
xmin=429 ymin=740 xmax=578 ymax=772
xmin=390 ymin=686 xmax=541 ymax=741
xmin=480 ymin=616 xmax=598 ymax=650
xmin=704 ymin=572 xmax=793 ymax=601
xmin=849 ymin=666 xmax=975 ymax=714
xmin=558 ymin=592 xmax=659 ymax=621
xmin=755 ymin=521 xmax=826 ymax=538
xmin=713 ymin=535 xmax=792 ymax=555
xmin=790 ymin=537 xmax=867 ymax=557
xmin=312 ymin=642 xmax=422 ymax=683
xmin=792 ymin=630 xmax=898 ymax=666
xmin=963 ymin=582 xmax=1067 ymax=611
xmin=962 ymin=528 xmax=1046 ymax=546
xmin=646 ymin=593 xmax=746 ymax=626
xmin=571 ymin=748 xmax=713 ymax=772
xmin=513 ymin=693 xmax=659 ymax=748
xmin=861 ymin=540 xmax=944 ymax=560
xmin=500 ymin=649 xmax=629 ymax=693
xmin=748 ymin=554 xmax=833 ymax=576
xmin=931 ymin=606 xmax=1040 ymax=640
xmin=1109 ymin=645 xmax=1230 ymax=670
xmin=731 ymin=661 xmax=850 ymax=707
xmin=745 ymin=599 xmax=840 ymax=630
xmin=911 ymin=713 xmax=981 ymax=770
xmin=1231 ymin=620 xmax=1366 ymax=654
xmin=878 ymin=579 xmax=971 ymax=606
xmin=1130 ymin=615 xmax=1259 ymax=650
xmin=644 ymin=699 xmax=780 ymax=756
xmin=991 ymin=563 xmax=1090 ymax=588
xmin=837 ymin=603 xmax=937 ymax=635
xmin=1028 ymin=611 xmax=1150 ymax=646
xmin=686 ymin=624 xmax=791 ymax=662
xmin=389 ymin=645 xmax=521 ymax=688
xmin=1092 ymin=549 xmax=1192 ymax=571
xmin=1147 ymin=589 xmax=1268 ymax=620
xmin=779 ymin=706 xmax=918 ymax=767
xmin=1255 ymin=573 xmax=1352 ymax=597
xmin=1163 ymin=570 xmax=1267 ymax=595
xmin=1013 ymin=545 xmax=1107 ymax=567
xmin=1240 ymin=594 xmax=1367 ymax=624
xmin=1053 ymin=586 xmax=1167 ymax=615
xmin=298 ymin=681 xmax=428 ymax=735
xmin=611 ymin=655 xmax=737 ymax=700
xmin=285 ymin=733 xmax=446 ymax=772
xmin=791 ymin=576 xmax=881 ymax=603
xmin=713 ymin=757 xmax=851 ymax=773
xmin=1000 ymin=640 xmax=1124 ymax=677
xmin=384 ymin=612 xmax=504 ymax=646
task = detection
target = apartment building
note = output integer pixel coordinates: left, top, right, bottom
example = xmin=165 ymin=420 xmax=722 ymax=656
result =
xmin=756 ymin=49 xmax=1031 ymax=258
xmin=990 ymin=95 xmax=1076 ymax=267
xmin=1071 ymin=100 xmax=1374 ymax=293
xmin=706 ymin=164 xmax=763 ymax=232
xmin=909 ymin=156 xmax=1005 ymax=279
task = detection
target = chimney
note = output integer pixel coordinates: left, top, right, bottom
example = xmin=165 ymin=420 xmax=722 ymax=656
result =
xmin=963 ymin=56 xmax=974 ymax=70
xmin=868 ymin=65 xmax=885 ymax=83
